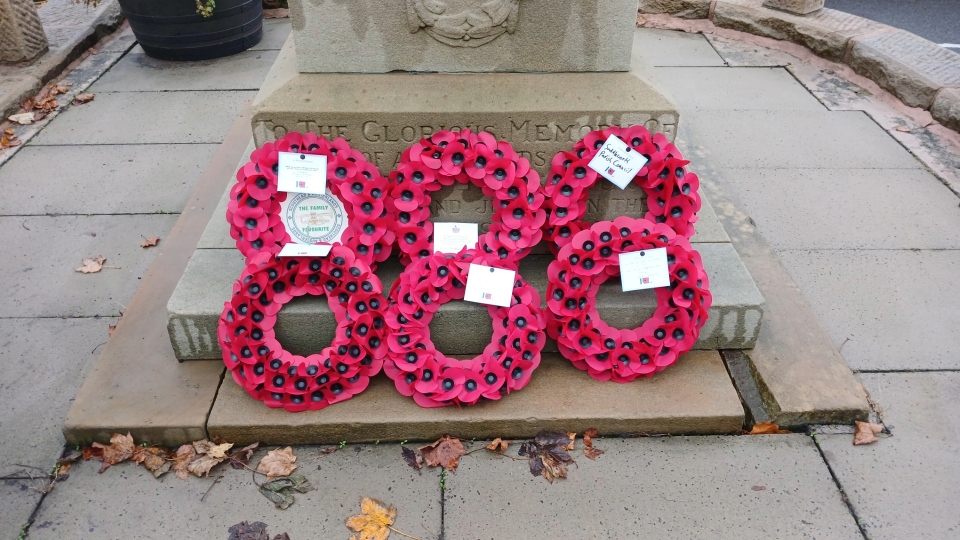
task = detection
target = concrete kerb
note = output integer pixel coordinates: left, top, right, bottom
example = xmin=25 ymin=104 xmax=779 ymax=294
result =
xmin=637 ymin=0 xmax=960 ymax=134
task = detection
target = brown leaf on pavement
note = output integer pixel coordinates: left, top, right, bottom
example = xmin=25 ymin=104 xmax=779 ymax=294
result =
xmin=562 ymin=432 xmax=576 ymax=451
xmin=172 ymin=444 xmax=198 ymax=480
xmin=73 ymin=93 xmax=95 ymax=105
xmin=345 ymin=497 xmax=397 ymax=540
xmin=583 ymin=447 xmax=605 ymax=460
xmin=485 ymin=438 xmax=508 ymax=454
xmin=7 ymin=112 xmax=34 ymax=125
xmin=401 ymin=446 xmax=422 ymax=473
xmin=140 ymin=236 xmax=160 ymax=248
xmin=751 ymin=485 xmax=767 ymax=491
xmin=0 ymin=133 xmax=20 ymax=148
xmin=82 ymin=445 xmax=103 ymax=461
xmin=188 ymin=454 xmax=223 ymax=477
xmin=21 ymin=97 xmax=35 ymax=111
xmin=75 ymin=255 xmax=106 ymax=273
xmin=853 ymin=421 xmax=884 ymax=445
xmin=229 ymin=442 xmax=259 ymax=469
xmin=419 ymin=435 xmax=466 ymax=471
xmin=257 ymin=447 xmax=298 ymax=479
xmin=583 ymin=427 xmax=598 ymax=448
xmin=518 ymin=431 xmax=577 ymax=483
xmin=131 ymin=446 xmax=169 ymax=472
xmin=91 ymin=432 xmax=135 ymax=473
xmin=36 ymin=96 xmax=58 ymax=112
xmin=746 ymin=422 xmax=791 ymax=435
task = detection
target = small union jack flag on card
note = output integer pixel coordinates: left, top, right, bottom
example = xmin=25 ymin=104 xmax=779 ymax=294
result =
xmin=296 ymin=180 xmax=307 ymax=189
xmin=482 ymin=292 xmax=492 ymax=300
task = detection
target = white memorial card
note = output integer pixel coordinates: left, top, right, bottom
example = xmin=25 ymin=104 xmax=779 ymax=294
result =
xmin=433 ymin=222 xmax=479 ymax=254
xmin=278 ymin=243 xmax=333 ymax=258
xmin=278 ymin=152 xmax=327 ymax=194
xmin=619 ymin=248 xmax=670 ymax=292
xmin=463 ymin=263 xmax=516 ymax=308
xmin=587 ymin=134 xmax=649 ymax=190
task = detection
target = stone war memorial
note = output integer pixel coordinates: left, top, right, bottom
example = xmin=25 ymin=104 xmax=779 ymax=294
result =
xmin=166 ymin=0 xmax=766 ymax=443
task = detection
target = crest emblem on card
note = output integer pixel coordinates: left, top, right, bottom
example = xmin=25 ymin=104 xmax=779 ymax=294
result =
xmin=452 ymin=225 xmax=460 ymax=233
xmin=282 ymin=192 xmax=347 ymax=245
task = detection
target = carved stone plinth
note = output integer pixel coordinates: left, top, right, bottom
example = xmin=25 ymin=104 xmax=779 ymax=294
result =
xmin=761 ymin=0 xmax=823 ymax=16
xmin=290 ymin=0 xmax=638 ymax=73
xmin=0 ymin=0 xmax=48 ymax=62
xmin=252 ymin=38 xmax=679 ymax=177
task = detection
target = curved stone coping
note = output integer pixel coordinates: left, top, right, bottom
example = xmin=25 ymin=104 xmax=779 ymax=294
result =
xmin=638 ymin=0 xmax=960 ymax=132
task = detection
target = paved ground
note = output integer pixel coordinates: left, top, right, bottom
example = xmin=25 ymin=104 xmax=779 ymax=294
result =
xmin=1 ymin=19 xmax=959 ymax=540
xmin=826 ymin=0 xmax=960 ymax=47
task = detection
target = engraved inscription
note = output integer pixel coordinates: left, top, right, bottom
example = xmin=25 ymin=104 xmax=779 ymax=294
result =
xmin=404 ymin=0 xmax=521 ymax=48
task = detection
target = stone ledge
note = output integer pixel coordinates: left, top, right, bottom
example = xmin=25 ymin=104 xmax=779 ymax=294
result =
xmin=849 ymin=29 xmax=960 ymax=109
xmin=207 ymin=351 xmax=745 ymax=444
xmin=637 ymin=0 xmax=960 ymax=134
xmin=711 ymin=0 xmax=885 ymax=61
xmin=167 ymin=242 xmax=764 ymax=360
xmin=932 ymin=88 xmax=960 ymax=132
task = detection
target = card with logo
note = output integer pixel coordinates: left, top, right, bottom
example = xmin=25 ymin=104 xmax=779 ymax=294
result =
xmin=433 ymin=222 xmax=479 ymax=254
xmin=463 ymin=263 xmax=516 ymax=308
xmin=587 ymin=134 xmax=649 ymax=190
xmin=279 ymin=192 xmax=348 ymax=246
xmin=277 ymin=152 xmax=328 ymax=194
xmin=278 ymin=243 xmax=333 ymax=258
xmin=619 ymin=247 xmax=670 ymax=291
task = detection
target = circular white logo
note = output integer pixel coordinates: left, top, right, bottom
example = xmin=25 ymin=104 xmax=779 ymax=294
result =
xmin=281 ymin=192 xmax=347 ymax=245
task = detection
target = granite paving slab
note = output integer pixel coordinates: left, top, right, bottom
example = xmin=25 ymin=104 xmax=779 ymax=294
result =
xmin=684 ymin=109 xmax=922 ymax=169
xmin=778 ymin=249 xmax=960 ymax=371
xmin=445 ymin=435 xmax=862 ymax=540
xmin=719 ymin=167 xmax=960 ymax=250
xmin=633 ymin=27 xmax=726 ymax=67
xmin=208 ymin=351 xmax=744 ymax=443
xmin=0 ymin=214 xmax=178 ymax=318
xmin=29 ymin=90 xmax=255 ymax=145
xmin=89 ymin=48 xmax=280 ymax=92
xmin=0 ymin=480 xmax=40 ymax=540
xmin=656 ymin=66 xmax=825 ymax=111
xmin=26 ymin=445 xmax=442 ymax=540
xmin=0 ymin=318 xmax=109 ymax=477
xmin=816 ymin=372 xmax=960 ymax=540
xmin=0 ymin=144 xmax=218 ymax=215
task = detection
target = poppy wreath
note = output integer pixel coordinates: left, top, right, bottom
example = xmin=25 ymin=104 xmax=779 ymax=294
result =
xmin=542 ymin=125 xmax=701 ymax=253
xmin=389 ymin=129 xmax=546 ymax=269
xmin=545 ymin=217 xmax=711 ymax=382
xmin=217 ymin=246 xmax=388 ymax=412
xmin=382 ymin=249 xmax=547 ymax=408
xmin=227 ymin=131 xmax=395 ymax=268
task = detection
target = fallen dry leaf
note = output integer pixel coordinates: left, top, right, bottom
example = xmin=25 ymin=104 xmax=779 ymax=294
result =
xmin=132 ymin=446 xmax=169 ymax=473
xmin=583 ymin=427 xmax=598 ymax=448
xmin=229 ymin=442 xmax=259 ymax=469
xmin=21 ymin=97 xmax=35 ymax=111
xmin=583 ymin=447 xmax=605 ymax=460
xmin=140 ymin=236 xmax=160 ymax=248
xmin=401 ymin=446 xmax=422 ymax=473
xmin=258 ymin=447 xmax=298 ymax=479
xmin=172 ymin=444 xmax=198 ymax=480
xmin=751 ymin=485 xmax=767 ymax=491
xmin=519 ymin=431 xmax=577 ymax=483
xmin=893 ymin=125 xmax=911 ymax=133
xmin=853 ymin=421 xmax=884 ymax=446
xmin=91 ymin=432 xmax=135 ymax=473
xmin=3 ymin=128 xmax=12 ymax=136
xmin=746 ymin=422 xmax=791 ymax=435
xmin=108 ymin=323 xmax=117 ymax=336
xmin=562 ymin=432 xmax=576 ymax=451
xmin=73 ymin=93 xmax=95 ymax=105
xmin=0 ymin=133 xmax=20 ymax=149
xmin=419 ymin=435 xmax=466 ymax=471
xmin=485 ymin=438 xmax=508 ymax=454
xmin=36 ymin=96 xmax=58 ymax=112
xmin=82 ymin=446 xmax=103 ymax=461
xmin=188 ymin=454 xmax=223 ymax=477
xmin=7 ymin=112 xmax=34 ymax=125
xmin=75 ymin=255 xmax=106 ymax=273
xmin=263 ymin=7 xmax=289 ymax=18
xmin=345 ymin=497 xmax=398 ymax=540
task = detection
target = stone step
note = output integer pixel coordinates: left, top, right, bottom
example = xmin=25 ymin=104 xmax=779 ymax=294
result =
xmin=167 ymin=242 xmax=764 ymax=360
xmin=207 ymin=351 xmax=745 ymax=444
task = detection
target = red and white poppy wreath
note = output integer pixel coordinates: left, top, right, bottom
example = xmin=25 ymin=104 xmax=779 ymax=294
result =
xmin=217 ymin=247 xmax=388 ymax=411
xmin=545 ymin=217 xmax=711 ymax=382
xmin=382 ymin=249 xmax=547 ymax=408
xmin=227 ymin=132 xmax=395 ymax=268
xmin=389 ymin=129 xmax=546 ymax=269
xmin=542 ymin=125 xmax=701 ymax=253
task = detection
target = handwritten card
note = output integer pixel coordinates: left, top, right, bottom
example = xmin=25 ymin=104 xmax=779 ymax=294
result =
xmin=587 ymin=134 xmax=649 ymax=190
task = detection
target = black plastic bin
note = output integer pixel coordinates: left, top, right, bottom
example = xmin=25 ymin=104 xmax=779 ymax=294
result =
xmin=120 ymin=0 xmax=262 ymax=61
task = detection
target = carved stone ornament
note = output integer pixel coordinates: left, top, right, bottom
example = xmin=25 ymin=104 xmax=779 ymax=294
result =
xmin=404 ymin=0 xmax=521 ymax=48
